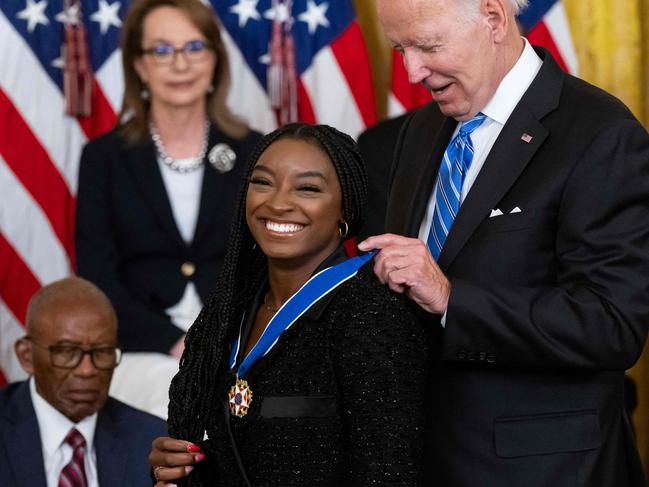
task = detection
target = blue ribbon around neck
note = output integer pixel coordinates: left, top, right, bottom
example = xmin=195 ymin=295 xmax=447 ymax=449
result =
xmin=229 ymin=251 xmax=377 ymax=379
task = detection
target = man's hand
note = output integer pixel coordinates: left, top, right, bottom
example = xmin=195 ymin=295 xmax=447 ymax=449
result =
xmin=358 ymin=233 xmax=450 ymax=314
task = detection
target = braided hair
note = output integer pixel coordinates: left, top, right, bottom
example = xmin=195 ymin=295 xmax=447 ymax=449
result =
xmin=167 ymin=123 xmax=367 ymax=485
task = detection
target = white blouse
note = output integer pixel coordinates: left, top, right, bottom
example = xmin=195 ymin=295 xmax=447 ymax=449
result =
xmin=157 ymin=156 xmax=205 ymax=331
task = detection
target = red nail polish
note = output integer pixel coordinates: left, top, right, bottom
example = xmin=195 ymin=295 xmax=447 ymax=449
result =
xmin=187 ymin=443 xmax=201 ymax=452
xmin=195 ymin=453 xmax=206 ymax=462
xmin=185 ymin=466 xmax=194 ymax=474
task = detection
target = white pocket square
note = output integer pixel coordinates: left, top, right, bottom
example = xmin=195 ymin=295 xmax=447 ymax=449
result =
xmin=510 ymin=206 xmax=522 ymax=214
xmin=490 ymin=209 xmax=504 ymax=218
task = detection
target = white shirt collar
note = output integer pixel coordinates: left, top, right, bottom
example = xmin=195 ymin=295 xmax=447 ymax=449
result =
xmin=481 ymin=38 xmax=543 ymax=125
xmin=29 ymin=377 xmax=98 ymax=457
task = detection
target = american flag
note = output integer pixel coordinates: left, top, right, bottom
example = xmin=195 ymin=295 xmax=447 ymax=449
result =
xmin=517 ymin=0 xmax=578 ymax=75
xmin=388 ymin=0 xmax=578 ymax=117
xmin=0 ymin=0 xmax=376 ymax=385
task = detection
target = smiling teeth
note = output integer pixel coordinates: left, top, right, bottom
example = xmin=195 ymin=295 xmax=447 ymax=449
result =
xmin=266 ymin=221 xmax=304 ymax=233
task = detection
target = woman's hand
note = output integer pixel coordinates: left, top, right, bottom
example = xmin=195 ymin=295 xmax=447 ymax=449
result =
xmin=149 ymin=437 xmax=205 ymax=486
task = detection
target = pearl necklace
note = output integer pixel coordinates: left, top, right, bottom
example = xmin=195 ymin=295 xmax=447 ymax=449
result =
xmin=149 ymin=119 xmax=210 ymax=173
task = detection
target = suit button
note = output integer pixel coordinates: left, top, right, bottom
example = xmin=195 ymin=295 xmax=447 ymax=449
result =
xmin=181 ymin=262 xmax=196 ymax=277
xmin=457 ymin=350 xmax=467 ymax=360
xmin=486 ymin=354 xmax=496 ymax=364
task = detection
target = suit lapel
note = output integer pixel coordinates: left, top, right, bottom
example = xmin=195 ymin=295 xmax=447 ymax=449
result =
xmin=437 ymin=110 xmax=548 ymax=270
xmin=94 ymin=406 xmax=128 ymax=486
xmin=193 ymin=127 xmax=227 ymax=247
xmin=408 ymin=118 xmax=456 ymax=236
xmin=1 ymin=382 xmax=48 ymax=486
xmin=123 ymin=139 xmax=187 ymax=250
xmin=386 ymin=107 xmax=456 ymax=237
xmin=437 ymin=49 xmax=563 ymax=271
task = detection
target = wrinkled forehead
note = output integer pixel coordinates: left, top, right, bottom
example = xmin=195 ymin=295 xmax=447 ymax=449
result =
xmin=376 ymin=0 xmax=464 ymax=43
xmin=29 ymin=297 xmax=117 ymax=342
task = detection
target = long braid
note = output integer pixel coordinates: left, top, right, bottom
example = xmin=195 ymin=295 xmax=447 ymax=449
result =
xmin=167 ymin=123 xmax=368 ymax=486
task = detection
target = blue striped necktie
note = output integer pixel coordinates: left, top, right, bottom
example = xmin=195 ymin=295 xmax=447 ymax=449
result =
xmin=427 ymin=112 xmax=487 ymax=260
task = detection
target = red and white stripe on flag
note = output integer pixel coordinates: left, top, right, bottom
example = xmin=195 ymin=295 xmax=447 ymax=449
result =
xmin=0 ymin=0 xmax=376 ymax=385
xmin=219 ymin=0 xmax=376 ymax=137
xmin=387 ymin=0 xmax=578 ymax=118
xmin=0 ymin=2 xmax=121 ymax=386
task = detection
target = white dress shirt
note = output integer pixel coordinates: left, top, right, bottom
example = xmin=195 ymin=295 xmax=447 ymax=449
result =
xmin=417 ymin=38 xmax=542 ymax=326
xmin=418 ymin=38 xmax=543 ymax=243
xmin=29 ymin=377 xmax=99 ymax=487
xmin=157 ymin=157 xmax=204 ymax=332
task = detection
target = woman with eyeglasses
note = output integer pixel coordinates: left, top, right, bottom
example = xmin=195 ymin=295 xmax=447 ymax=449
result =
xmin=75 ymin=0 xmax=261 ymax=418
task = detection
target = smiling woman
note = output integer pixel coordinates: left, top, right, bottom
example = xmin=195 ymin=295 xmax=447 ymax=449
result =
xmin=75 ymin=0 xmax=261 ymax=418
xmin=246 ymin=138 xmax=342 ymax=269
xmin=148 ymin=123 xmax=429 ymax=487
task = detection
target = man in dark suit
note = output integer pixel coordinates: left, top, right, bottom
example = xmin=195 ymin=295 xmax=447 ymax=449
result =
xmin=0 ymin=277 xmax=166 ymax=486
xmin=359 ymin=0 xmax=649 ymax=485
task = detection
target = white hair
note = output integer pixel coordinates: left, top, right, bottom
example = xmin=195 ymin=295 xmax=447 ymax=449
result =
xmin=507 ymin=0 xmax=529 ymax=15
xmin=460 ymin=0 xmax=529 ymax=23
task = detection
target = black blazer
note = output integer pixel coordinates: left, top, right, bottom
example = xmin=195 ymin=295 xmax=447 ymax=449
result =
xmin=76 ymin=126 xmax=261 ymax=353
xmin=172 ymin=250 xmax=428 ymax=486
xmin=0 ymin=381 xmax=167 ymax=487
xmin=386 ymin=48 xmax=649 ymax=486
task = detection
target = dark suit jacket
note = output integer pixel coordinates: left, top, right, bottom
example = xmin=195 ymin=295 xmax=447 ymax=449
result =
xmin=357 ymin=113 xmax=409 ymax=240
xmin=76 ymin=126 xmax=261 ymax=353
xmin=357 ymin=105 xmax=445 ymax=240
xmin=386 ymin=48 xmax=649 ymax=486
xmin=0 ymin=381 xmax=167 ymax=487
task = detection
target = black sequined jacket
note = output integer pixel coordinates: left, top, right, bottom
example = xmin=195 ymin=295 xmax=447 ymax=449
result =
xmin=193 ymin=251 xmax=428 ymax=486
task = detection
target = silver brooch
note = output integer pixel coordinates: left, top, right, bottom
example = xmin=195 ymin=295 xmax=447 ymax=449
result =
xmin=208 ymin=144 xmax=236 ymax=173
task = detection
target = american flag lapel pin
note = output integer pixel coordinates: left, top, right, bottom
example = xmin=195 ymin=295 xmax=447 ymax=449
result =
xmin=521 ymin=133 xmax=533 ymax=143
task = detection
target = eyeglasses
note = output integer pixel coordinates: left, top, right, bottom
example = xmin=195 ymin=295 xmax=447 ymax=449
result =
xmin=25 ymin=337 xmax=122 ymax=370
xmin=141 ymin=39 xmax=212 ymax=66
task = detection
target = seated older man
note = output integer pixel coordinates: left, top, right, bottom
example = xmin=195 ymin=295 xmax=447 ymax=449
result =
xmin=0 ymin=277 xmax=167 ymax=487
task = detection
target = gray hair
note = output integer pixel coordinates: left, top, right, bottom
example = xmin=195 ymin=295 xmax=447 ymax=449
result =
xmin=507 ymin=0 xmax=529 ymax=15
xmin=461 ymin=0 xmax=528 ymax=22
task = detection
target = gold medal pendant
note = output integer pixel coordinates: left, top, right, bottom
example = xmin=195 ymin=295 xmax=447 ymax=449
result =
xmin=228 ymin=378 xmax=253 ymax=417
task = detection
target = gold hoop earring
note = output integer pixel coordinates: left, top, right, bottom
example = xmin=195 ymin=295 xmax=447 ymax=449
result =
xmin=338 ymin=220 xmax=349 ymax=239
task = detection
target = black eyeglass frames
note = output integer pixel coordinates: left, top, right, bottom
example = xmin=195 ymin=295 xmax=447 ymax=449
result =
xmin=24 ymin=336 xmax=122 ymax=370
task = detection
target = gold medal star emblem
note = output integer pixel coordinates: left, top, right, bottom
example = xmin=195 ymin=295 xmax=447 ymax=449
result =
xmin=228 ymin=378 xmax=253 ymax=417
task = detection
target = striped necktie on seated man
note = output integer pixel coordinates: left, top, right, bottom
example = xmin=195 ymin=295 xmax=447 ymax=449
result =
xmin=59 ymin=428 xmax=88 ymax=487
xmin=427 ymin=112 xmax=487 ymax=260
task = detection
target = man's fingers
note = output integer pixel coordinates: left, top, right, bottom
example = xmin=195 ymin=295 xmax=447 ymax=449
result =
xmin=373 ymin=255 xmax=413 ymax=284
xmin=358 ymin=233 xmax=417 ymax=251
xmin=386 ymin=278 xmax=408 ymax=294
